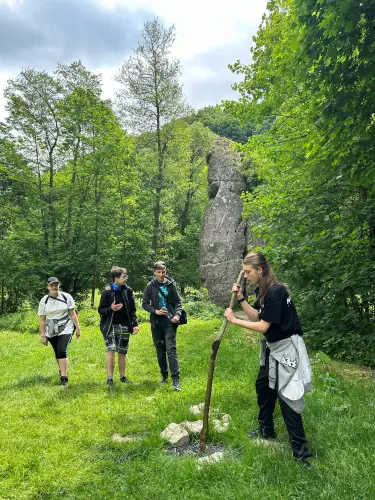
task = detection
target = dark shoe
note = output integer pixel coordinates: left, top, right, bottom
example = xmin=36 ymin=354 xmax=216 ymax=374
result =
xmin=172 ymin=377 xmax=181 ymax=392
xmin=120 ymin=376 xmax=132 ymax=383
xmin=106 ymin=377 xmax=114 ymax=387
xmin=159 ymin=377 xmax=168 ymax=385
xmin=59 ymin=376 xmax=68 ymax=387
xmin=246 ymin=427 xmax=276 ymax=440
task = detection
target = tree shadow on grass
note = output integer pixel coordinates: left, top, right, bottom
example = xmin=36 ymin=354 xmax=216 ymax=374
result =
xmin=11 ymin=374 xmax=55 ymax=389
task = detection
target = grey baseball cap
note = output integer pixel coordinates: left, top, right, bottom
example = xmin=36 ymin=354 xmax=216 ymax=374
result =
xmin=47 ymin=277 xmax=60 ymax=284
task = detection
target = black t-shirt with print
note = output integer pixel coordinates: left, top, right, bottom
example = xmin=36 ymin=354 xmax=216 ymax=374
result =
xmin=254 ymin=284 xmax=302 ymax=343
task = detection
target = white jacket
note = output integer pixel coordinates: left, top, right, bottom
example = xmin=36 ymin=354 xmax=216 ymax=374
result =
xmin=260 ymin=335 xmax=312 ymax=413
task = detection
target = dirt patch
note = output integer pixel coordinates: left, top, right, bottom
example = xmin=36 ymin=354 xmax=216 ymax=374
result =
xmin=165 ymin=438 xmax=225 ymax=457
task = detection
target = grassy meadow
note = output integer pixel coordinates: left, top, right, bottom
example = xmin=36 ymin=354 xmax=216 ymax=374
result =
xmin=0 ymin=313 xmax=375 ymax=499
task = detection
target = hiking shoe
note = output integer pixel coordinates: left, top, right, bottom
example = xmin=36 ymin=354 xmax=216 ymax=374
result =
xmin=159 ymin=377 xmax=168 ymax=385
xmin=120 ymin=376 xmax=132 ymax=383
xmin=106 ymin=377 xmax=114 ymax=387
xmin=59 ymin=376 xmax=68 ymax=387
xmin=172 ymin=378 xmax=181 ymax=392
xmin=246 ymin=427 xmax=275 ymax=440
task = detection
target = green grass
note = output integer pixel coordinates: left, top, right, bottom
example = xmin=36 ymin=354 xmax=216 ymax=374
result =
xmin=0 ymin=319 xmax=375 ymax=500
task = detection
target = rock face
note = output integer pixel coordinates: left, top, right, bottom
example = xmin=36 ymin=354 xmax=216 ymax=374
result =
xmin=200 ymin=138 xmax=249 ymax=306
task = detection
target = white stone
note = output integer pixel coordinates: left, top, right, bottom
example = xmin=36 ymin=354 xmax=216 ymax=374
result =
xmin=213 ymin=419 xmax=230 ymax=433
xmin=189 ymin=403 xmax=205 ymax=415
xmin=221 ymin=414 xmax=231 ymax=424
xmin=160 ymin=423 xmax=189 ymax=447
xmin=197 ymin=452 xmax=225 ymax=466
xmin=189 ymin=403 xmax=219 ymax=416
xmin=180 ymin=420 xmax=203 ymax=434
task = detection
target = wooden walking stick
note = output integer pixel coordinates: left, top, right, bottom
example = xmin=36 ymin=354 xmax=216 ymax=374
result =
xmin=200 ymin=269 xmax=244 ymax=451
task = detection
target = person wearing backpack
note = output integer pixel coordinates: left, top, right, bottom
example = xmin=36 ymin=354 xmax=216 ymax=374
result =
xmin=142 ymin=261 xmax=183 ymax=392
xmin=98 ymin=266 xmax=139 ymax=387
xmin=38 ymin=277 xmax=81 ymax=387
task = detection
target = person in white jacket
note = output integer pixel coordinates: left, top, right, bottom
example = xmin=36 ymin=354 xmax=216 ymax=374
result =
xmin=224 ymin=252 xmax=313 ymax=465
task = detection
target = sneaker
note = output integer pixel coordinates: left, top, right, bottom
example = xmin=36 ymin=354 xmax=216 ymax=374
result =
xmin=59 ymin=376 xmax=68 ymax=387
xmin=106 ymin=377 xmax=114 ymax=387
xmin=172 ymin=378 xmax=181 ymax=392
xmin=159 ymin=377 xmax=168 ymax=385
xmin=120 ymin=376 xmax=132 ymax=383
xmin=246 ymin=427 xmax=276 ymax=440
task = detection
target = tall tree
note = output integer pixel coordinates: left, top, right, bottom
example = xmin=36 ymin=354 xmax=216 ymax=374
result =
xmin=115 ymin=18 xmax=187 ymax=255
xmin=4 ymin=69 xmax=63 ymax=258
xmin=224 ymin=0 xmax=375 ymax=364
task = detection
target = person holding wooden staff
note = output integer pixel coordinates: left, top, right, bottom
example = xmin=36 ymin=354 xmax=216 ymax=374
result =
xmin=224 ymin=252 xmax=314 ymax=465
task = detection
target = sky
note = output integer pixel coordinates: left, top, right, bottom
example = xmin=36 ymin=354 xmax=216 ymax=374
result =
xmin=0 ymin=0 xmax=268 ymax=121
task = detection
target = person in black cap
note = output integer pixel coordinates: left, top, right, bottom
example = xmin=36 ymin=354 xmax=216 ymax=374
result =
xmin=38 ymin=277 xmax=81 ymax=387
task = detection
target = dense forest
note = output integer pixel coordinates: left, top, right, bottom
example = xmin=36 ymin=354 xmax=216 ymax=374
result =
xmin=224 ymin=0 xmax=375 ymax=363
xmin=1 ymin=1 xmax=374 ymax=363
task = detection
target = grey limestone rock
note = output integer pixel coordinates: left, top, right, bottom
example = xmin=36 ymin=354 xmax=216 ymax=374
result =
xmin=200 ymin=138 xmax=251 ymax=306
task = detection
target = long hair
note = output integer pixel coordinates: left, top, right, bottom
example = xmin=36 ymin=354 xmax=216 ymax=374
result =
xmin=243 ymin=252 xmax=284 ymax=306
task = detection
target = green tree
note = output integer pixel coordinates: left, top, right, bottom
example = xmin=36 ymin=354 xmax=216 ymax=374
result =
xmin=224 ymin=0 xmax=375 ymax=363
xmin=189 ymin=105 xmax=255 ymax=144
xmin=115 ymin=18 xmax=188 ymax=255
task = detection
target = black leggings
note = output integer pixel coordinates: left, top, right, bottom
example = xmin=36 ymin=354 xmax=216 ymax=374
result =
xmin=48 ymin=334 xmax=72 ymax=359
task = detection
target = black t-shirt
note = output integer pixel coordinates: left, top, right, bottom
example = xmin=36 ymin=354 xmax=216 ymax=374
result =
xmin=254 ymin=284 xmax=302 ymax=343
xmin=113 ymin=288 xmax=128 ymax=326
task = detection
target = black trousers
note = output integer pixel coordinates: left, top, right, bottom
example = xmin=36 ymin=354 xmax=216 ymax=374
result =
xmin=151 ymin=319 xmax=179 ymax=378
xmin=256 ymin=348 xmax=312 ymax=459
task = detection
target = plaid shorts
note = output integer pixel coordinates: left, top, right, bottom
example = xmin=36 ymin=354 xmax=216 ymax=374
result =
xmin=104 ymin=324 xmax=130 ymax=354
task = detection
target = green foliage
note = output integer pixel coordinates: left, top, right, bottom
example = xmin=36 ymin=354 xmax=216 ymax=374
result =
xmin=224 ymin=0 xmax=375 ymax=365
xmin=183 ymin=286 xmax=209 ymax=302
xmin=0 ymin=53 xmax=212 ymax=311
xmin=188 ymin=105 xmax=255 ymax=144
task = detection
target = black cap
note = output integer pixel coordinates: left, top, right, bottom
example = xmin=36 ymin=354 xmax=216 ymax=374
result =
xmin=47 ymin=277 xmax=60 ymax=284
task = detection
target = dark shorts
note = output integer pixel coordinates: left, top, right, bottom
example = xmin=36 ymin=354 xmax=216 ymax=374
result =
xmin=104 ymin=324 xmax=130 ymax=354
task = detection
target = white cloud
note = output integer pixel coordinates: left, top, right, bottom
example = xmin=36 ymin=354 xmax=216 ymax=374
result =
xmin=114 ymin=0 xmax=265 ymax=61
xmin=0 ymin=0 xmax=267 ymax=121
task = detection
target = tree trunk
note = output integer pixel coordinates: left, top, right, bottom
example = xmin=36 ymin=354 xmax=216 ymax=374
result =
xmin=152 ymin=105 xmax=163 ymax=254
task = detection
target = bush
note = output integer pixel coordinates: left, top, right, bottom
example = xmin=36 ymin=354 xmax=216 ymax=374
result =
xmin=0 ymin=308 xmax=40 ymax=334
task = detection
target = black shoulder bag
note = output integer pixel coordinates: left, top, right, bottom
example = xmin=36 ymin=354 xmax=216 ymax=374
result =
xmin=45 ymin=293 xmax=79 ymax=331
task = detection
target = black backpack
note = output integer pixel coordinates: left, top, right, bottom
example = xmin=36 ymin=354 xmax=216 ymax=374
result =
xmin=45 ymin=293 xmax=78 ymax=331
